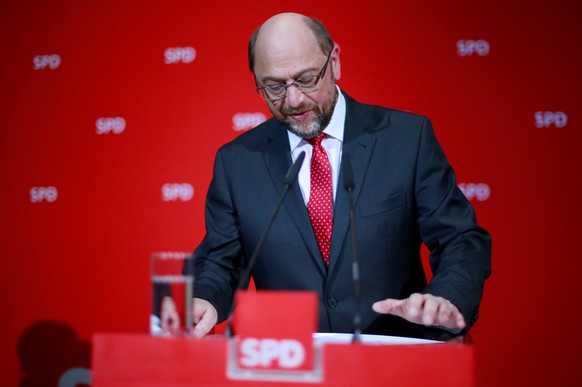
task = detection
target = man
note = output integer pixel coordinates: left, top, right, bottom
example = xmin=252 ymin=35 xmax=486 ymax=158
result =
xmin=189 ymin=13 xmax=491 ymax=340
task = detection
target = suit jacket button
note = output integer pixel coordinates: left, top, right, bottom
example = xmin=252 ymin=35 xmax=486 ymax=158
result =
xmin=327 ymin=297 xmax=337 ymax=308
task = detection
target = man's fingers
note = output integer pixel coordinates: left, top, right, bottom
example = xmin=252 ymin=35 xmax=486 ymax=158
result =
xmin=372 ymin=298 xmax=403 ymax=314
xmin=191 ymin=298 xmax=218 ymax=338
xmin=373 ymin=293 xmax=466 ymax=330
xmin=420 ymin=296 xmax=439 ymax=326
xmin=192 ymin=315 xmax=214 ymax=337
xmin=436 ymin=301 xmax=466 ymax=329
xmin=403 ymin=293 xmax=424 ymax=320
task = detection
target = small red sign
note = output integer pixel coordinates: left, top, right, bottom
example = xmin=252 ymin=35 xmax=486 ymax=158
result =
xmin=233 ymin=291 xmax=318 ymax=372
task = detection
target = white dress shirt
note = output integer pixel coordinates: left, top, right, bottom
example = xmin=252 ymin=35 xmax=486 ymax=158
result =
xmin=288 ymin=86 xmax=346 ymax=206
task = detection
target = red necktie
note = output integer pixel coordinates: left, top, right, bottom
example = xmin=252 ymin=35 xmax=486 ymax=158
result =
xmin=307 ymin=133 xmax=333 ymax=266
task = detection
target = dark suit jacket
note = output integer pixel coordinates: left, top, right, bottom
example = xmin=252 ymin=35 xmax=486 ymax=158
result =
xmin=192 ymin=91 xmax=491 ymax=339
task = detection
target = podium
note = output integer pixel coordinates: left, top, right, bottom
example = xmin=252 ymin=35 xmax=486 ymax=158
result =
xmin=94 ymin=291 xmax=473 ymax=385
xmin=92 ymin=333 xmax=473 ymax=386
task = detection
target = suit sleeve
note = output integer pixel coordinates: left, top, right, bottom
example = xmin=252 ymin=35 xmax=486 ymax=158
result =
xmin=191 ymin=148 xmax=244 ymax=323
xmin=414 ymin=118 xmax=492 ymax=330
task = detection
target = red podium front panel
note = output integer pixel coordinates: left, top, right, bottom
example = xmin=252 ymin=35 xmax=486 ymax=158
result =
xmin=92 ymin=333 xmax=473 ymax=386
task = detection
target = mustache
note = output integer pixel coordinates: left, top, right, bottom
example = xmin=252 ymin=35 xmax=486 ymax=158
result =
xmin=281 ymin=103 xmax=317 ymax=115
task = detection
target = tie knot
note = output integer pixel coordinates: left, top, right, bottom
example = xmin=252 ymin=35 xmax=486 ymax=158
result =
xmin=307 ymin=133 xmax=326 ymax=147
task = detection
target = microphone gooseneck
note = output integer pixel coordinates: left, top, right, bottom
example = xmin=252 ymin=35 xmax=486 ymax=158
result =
xmin=342 ymin=153 xmax=362 ymax=343
xmin=284 ymin=151 xmax=305 ymax=186
xmin=224 ymin=151 xmax=306 ymax=337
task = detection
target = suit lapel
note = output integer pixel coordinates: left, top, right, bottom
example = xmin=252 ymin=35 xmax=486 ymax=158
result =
xmin=328 ymin=94 xmax=379 ymax=273
xmin=261 ymin=92 xmax=387 ymax=275
xmin=262 ymin=123 xmax=326 ymax=274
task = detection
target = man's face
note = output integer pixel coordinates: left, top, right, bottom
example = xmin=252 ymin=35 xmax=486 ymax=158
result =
xmin=253 ymin=33 xmax=340 ymax=138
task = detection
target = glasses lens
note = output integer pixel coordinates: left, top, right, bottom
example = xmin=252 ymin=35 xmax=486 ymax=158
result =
xmin=257 ymin=70 xmax=323 ymax=100
xmin=294 ymin=75 xmax=319 ymax=92
xmin=264 ymin=84 xmax=286 ymax=99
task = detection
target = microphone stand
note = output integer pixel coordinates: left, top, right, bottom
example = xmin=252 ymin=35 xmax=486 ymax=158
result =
xmin=224 ymin=151 xmax=306 ymax=338
xmin=343 ymin=153 xmax=362 ymax=343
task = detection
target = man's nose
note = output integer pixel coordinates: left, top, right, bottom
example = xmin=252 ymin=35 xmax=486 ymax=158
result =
xmin=284 ymin=84 xmax=304 ymax=108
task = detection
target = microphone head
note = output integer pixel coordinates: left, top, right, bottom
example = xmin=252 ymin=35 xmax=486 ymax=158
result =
xmin=284 ymin=151 xmax=305 ymax=186
xmin=342 ymin=152 xmax=355 ymax=190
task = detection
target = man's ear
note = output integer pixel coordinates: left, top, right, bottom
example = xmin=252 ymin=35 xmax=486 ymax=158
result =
xmin=331 ymin=42 xmax=341 ymax=81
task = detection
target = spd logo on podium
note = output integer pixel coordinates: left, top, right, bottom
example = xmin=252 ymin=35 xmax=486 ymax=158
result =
xmin=227 ymin=291 xmax=323 ymax=382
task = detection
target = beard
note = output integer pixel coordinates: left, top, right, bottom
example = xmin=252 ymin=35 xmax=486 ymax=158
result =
xmin=279 ymin=91 xmax=338 ymax=139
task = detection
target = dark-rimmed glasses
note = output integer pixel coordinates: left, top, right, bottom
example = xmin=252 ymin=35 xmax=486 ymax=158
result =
xmin=255 ymin=50 xmax=332 ymax=101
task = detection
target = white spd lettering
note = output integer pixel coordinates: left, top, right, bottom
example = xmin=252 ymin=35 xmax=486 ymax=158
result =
xmin=164 ymin=47 xmax=196 ymax=64
xmin=458 ymin=183 xmax=490 ymax=202
xmin=162 ymin=183 xmax=194 ymax=202
xmin=240 ymin=338 xmax=305 ymax=369
xmin=456 ymin=40 xmax=490 ymax=56
xmin=33 ymin=54 xmax=61 ymax=70
xmin=534 ymin=111 xmax=568 ymax=128
xmin=232 ymin=113 xmax=267 ymax=131
xmin=30 ymin=186 xmax=58 ymax=203
xmin=96 ymin=117 xmax=126 ymax=135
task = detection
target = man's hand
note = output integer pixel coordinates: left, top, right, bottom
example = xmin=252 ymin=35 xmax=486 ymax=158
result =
xmin=372 ymin=293 xmax=466 ymax=331
xmin=192 ymin=297 xmax=218 ymax=337
xmin=160 ymin=296 xmax=180 ymax=332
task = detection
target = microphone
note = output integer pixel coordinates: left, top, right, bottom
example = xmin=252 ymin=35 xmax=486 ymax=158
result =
xmin=342 ymin=153 xmax=362 ymax=343
xmin=224 ymin=151 xmax=306 ymax=337
xmin=284 ymin=151 xmax=305 ymax=186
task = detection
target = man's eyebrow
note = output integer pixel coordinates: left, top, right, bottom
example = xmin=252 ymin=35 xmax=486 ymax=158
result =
xmin=260 ymin=65 xmax=319 ymax=84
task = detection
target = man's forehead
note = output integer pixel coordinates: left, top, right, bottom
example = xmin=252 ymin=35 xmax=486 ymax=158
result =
xmin=254 ymin=46 xmax=324 ymax=82
xmin=256 ymin=41 xmax=320 ymax=63
xmin=253 ymin=15 xmax=326 ymax=80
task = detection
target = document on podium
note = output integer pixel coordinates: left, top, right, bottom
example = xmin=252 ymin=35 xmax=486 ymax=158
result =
xmin=313 ymin=333 xmax=443 ymax=345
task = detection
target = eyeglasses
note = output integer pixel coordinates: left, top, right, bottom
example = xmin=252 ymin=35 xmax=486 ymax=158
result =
xmin=255 ymin=50 xmax=332 ymax=101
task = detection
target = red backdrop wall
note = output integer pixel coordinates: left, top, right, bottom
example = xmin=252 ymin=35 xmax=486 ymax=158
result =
xmin=1 ymin=1 xmax=580 ymax=386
